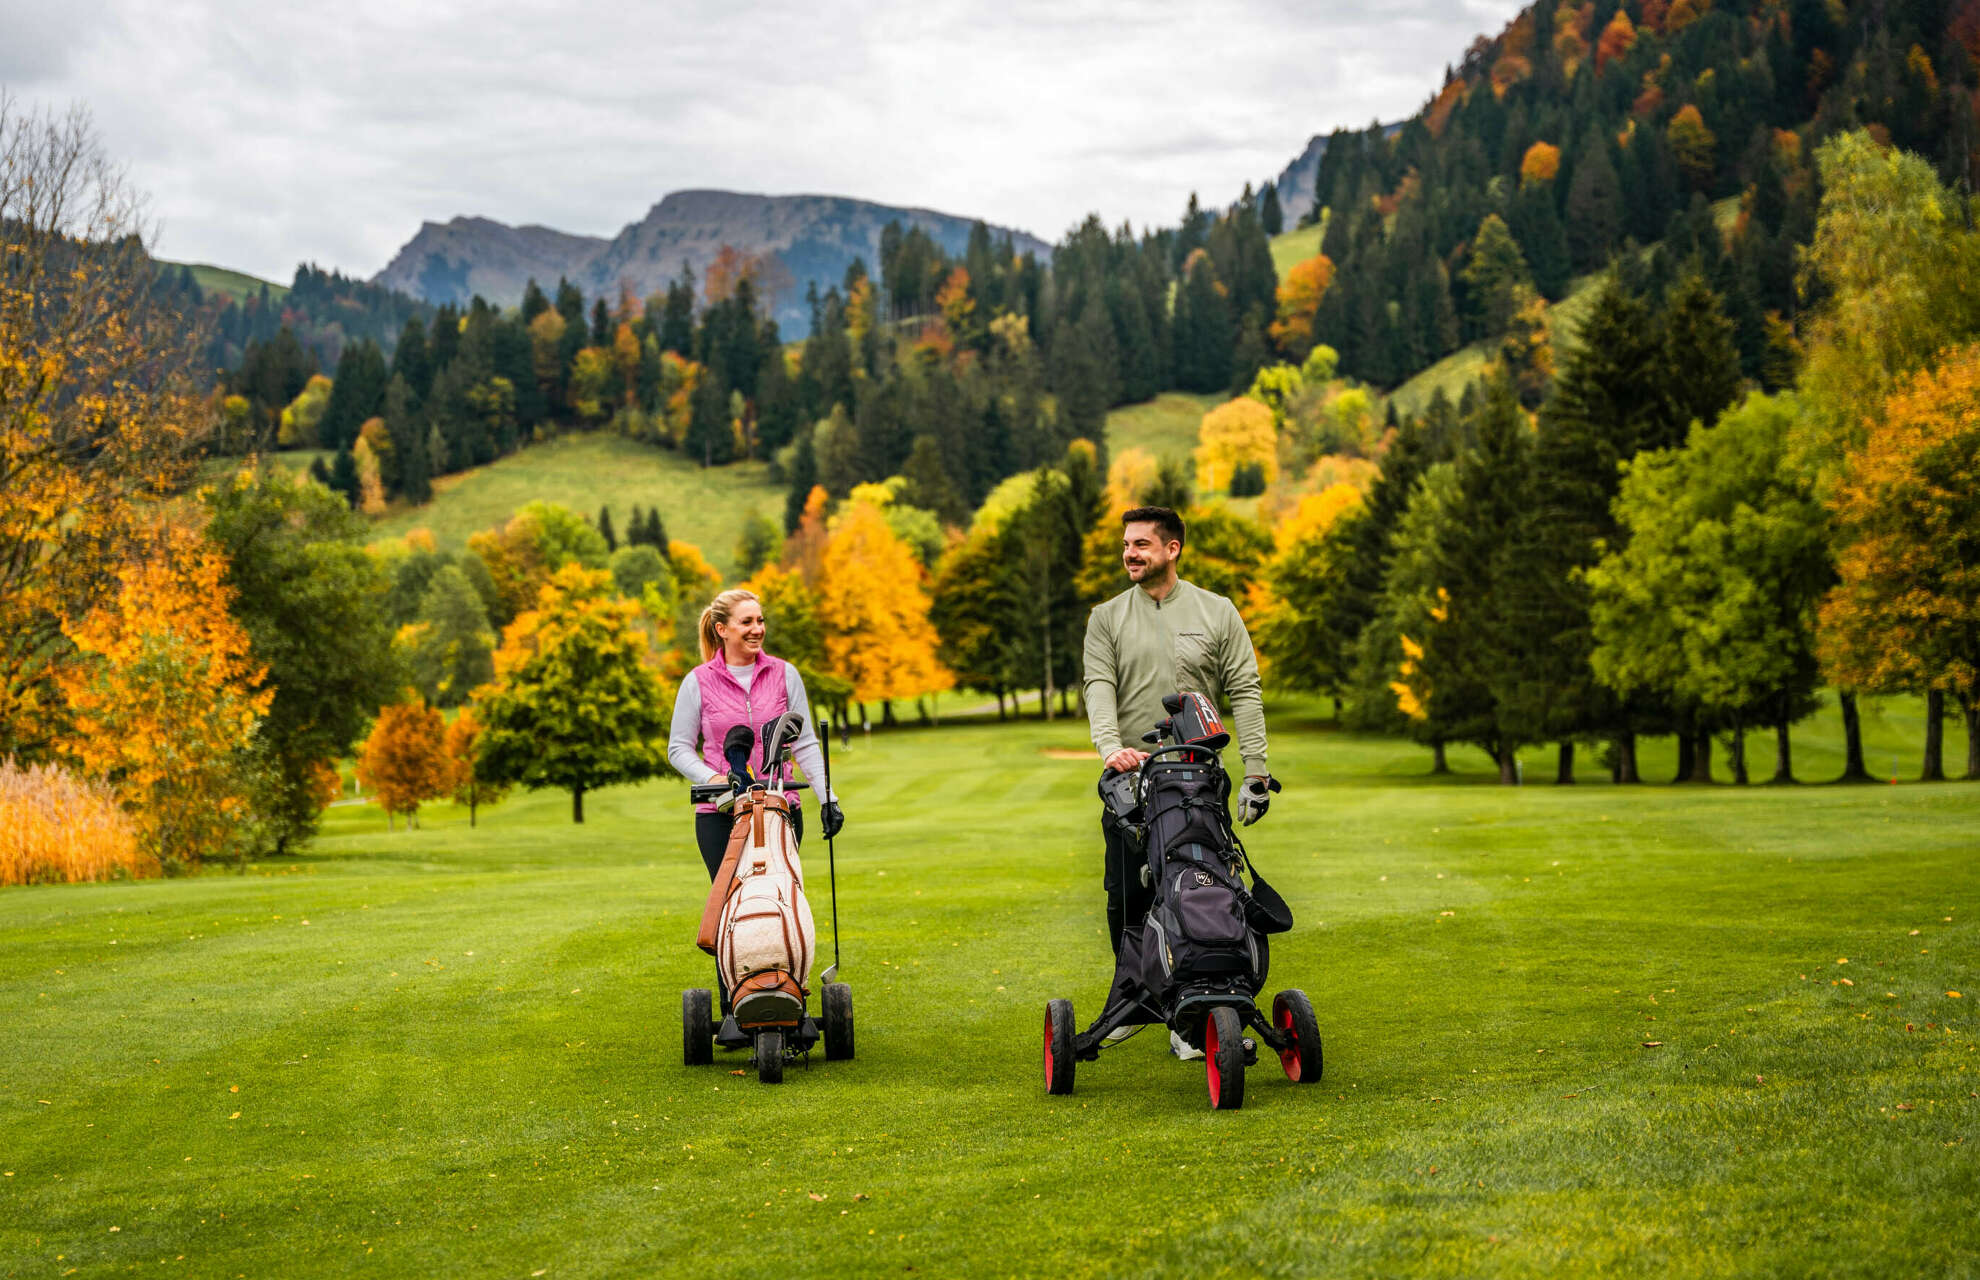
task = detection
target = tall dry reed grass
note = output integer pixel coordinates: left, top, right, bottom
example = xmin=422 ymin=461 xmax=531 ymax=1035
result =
xmin=0 ymin=758 xmax=156 ymax=886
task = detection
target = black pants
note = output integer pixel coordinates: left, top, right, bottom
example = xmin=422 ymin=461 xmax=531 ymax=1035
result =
xmin=1101 ymin=807 xmax=1153 ymax=959
xmin=695 ymin=807 xmax=805 ymax=1014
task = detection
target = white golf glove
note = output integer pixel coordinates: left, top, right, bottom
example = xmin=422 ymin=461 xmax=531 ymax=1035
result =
xmin=1236 ymin=774 xmax=1272 ymax=826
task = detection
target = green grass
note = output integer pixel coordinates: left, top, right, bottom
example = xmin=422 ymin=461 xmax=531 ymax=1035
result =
xmin=3 ymin=698 xmax=1976 ymax=1278
xmin=160 ymin=260 xmax=290 ymax=304
xmin=1104 ymin=392 xmax=1219 ymax=467
xmin=1270 ymin=220 xmax=1327 ymax=279
xmin=369 ymin=432 xmax=787 ymax=578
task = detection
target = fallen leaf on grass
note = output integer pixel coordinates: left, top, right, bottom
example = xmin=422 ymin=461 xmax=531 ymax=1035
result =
xmin=1641 ymin=1041 xmax=1663 ymax=1048
xmin=808 ymin=1192 xmax=826 ymax=1202
xmin=854 ymin=1193 xmax=870 ymax=1202
xmin=1949 ymin=992 xmax=1964 ymax=999
xmin=1839 ymin=978 xmax=1855 ymax=987
xmin=1895 ymin=1103 xmax=1914 ymax=1112
xmin=729 ymin=1070 xmax=745 ymax=1076
xmin=228 ymin=1112 xmax=240 ymax=1120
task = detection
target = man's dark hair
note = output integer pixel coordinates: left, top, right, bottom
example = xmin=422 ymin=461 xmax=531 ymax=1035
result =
xmin=1122 ymin=505 xmax=1185 ymax=548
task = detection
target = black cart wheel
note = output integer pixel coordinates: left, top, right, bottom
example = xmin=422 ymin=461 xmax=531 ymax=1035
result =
xmin=1206 ymin=1006 xmax=1245 ymax=1111
xmin=1044 ymin=999 xmax=1076 ymax=1096
xmin=823 ymin=982 xmax=855 ymax=1061
xmin=683 ymin=988 xmax=713 ymax=1067
xmin=1272 ymin=989 xmax=1323 ymax=1084
xmin=755 ymin=1030 xmax=784 ymax=1084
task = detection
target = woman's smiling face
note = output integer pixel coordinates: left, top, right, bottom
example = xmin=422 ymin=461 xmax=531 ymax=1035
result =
xmin=720 ymin=599 xmax=766 ymax=660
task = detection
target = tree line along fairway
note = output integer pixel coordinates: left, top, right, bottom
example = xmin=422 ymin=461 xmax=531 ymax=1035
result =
xmin=1 ymin=700 xmax=1974 ymax=1278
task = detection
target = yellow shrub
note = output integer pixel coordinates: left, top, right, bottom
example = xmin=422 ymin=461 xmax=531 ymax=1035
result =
xmin=0 ymin=758 xmax=155 ymax=886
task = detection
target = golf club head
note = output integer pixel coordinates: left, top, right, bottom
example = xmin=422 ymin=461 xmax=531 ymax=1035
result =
xmin=722 ymin=724 xmax=756 ymax=779
xmin=759 ymin=711 xmax=805 ymax=771
xmin=820 ymin=963 xmax=837 ymax=984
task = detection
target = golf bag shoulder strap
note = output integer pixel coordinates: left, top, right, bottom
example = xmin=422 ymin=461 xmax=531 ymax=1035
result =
xmin=696 ymin=812 xmax=754 ymax=955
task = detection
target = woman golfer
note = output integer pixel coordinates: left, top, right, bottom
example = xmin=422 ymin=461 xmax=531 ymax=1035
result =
xmin=667 ymin=588 xmax=842 ymax=1018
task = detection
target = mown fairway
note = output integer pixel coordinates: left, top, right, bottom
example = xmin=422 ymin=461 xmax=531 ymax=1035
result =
xmin=2 ymin=701 xmax=1975 ymax=1278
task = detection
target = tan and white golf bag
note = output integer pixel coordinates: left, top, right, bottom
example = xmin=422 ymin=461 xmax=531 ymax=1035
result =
xmin=696 ymin=790 xmax=816 ymax=1027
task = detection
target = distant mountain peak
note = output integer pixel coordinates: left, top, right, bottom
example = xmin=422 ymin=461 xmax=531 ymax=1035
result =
xmin=374 ymin=191 xmax=1049 ymax=336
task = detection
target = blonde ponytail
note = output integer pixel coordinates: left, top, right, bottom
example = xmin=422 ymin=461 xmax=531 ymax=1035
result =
xmin=698 ymin=588 xmax=761 ymax=663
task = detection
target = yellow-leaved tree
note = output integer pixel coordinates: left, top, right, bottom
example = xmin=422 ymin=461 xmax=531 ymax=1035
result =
xmin=0 ymin=99 xmax=212 ymax=758
xmin=356 ymin=699 xmax=453 ymax=830
xmin=56 ymin=523 xmax=272 ymax=871
xmin=819 ymin=498 xmax=952 ymax=715
xmin=1194 ymin=397 xmax=1280 ymax=495
xmin=1253 ymin=485 xmax=1369 ymax=704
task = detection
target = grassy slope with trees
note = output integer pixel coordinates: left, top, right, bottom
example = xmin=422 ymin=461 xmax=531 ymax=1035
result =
xmin=2 ymin=704 xmax=1973 ymax=1277
xmin=369 ymin=433 xmax=785 ymax=578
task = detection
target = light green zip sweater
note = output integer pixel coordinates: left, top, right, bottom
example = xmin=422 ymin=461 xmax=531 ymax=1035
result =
xmin=1082 ymin=578 xmax=1268 ymax=775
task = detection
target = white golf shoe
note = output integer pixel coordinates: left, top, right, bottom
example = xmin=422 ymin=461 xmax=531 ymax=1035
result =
xmin=1170 ymin=1030 xmax=1205 ymax=1061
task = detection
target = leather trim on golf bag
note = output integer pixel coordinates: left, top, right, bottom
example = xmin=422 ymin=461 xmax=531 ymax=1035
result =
xmin=697 ymin=792 xmax=816 ymax=999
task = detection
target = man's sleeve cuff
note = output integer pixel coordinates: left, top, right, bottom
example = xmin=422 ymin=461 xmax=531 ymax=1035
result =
xmin=1242 ymin=756 xmax=1269 ymax=777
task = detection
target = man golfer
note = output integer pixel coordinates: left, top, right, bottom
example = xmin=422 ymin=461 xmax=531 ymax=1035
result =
xmin=1082 ymin=505 xmax=1272 ymax=1060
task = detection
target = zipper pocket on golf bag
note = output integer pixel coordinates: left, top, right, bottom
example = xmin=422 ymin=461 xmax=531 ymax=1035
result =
xmin=721 ymin=879 xmax=813 ymax=983
xmin=1168 ymin=866 xmax=1248 ymax=945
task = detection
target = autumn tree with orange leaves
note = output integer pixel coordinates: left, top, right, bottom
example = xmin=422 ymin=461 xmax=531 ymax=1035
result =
xmin=56 ymin=523 xmax=272 ymax=870
xmin=1818 ymin=346 xmax=1980 ymax=779
xmin=1268 ymin=255 xmax=1335 ymax=360
xmin=443 ymin=709 xmax=511 ymax=828
xmin=819 ymin=498 xmax=951 ymax=717
xmin=0 ymin=96 xmax=212 ymax=759
xmin=357 ymin=699 xmax=453 ymax=829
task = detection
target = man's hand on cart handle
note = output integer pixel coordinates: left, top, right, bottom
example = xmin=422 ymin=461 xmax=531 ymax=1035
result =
xmin=1104 ymin=747 xmax=1150 ymax=773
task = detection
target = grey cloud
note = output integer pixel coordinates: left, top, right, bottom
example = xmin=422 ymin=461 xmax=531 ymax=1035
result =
xmin=17 ymin=0 xmax=1524 ymax=279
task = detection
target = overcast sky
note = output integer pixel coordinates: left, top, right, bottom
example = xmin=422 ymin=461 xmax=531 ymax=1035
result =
xmin=2 ymin=0 xmax=1520 ymax=283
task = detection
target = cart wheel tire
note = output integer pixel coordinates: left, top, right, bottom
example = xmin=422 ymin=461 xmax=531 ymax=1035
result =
xmin=1272 ymin=989 xmax=1323 ymax=1084
xmin=1206 ymin=1006 xmax=1246 ymax=1110
xmin=1044 ymin=999 xmax=1076 ymax=1096
xmin=683 ymin=988 xmax=713 ymax=1067
xmin=756 ymin=1030 xmax=784 ymax=1084
xmin=823 ymin=982 xmax=855 ymax=1061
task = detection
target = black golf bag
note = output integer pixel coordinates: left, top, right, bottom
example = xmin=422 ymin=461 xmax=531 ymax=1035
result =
xmin=1104 ymin=693 xmax=1291 ymax=1027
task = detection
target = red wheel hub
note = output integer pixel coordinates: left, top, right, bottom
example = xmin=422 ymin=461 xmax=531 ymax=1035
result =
xmin=1043 ymin=1012 xmax=1054 ymax=1090
xmin=1205 ymin=1018 xmax=1222 ymax=1106
xmin=1277 ymin=1005 xmax=1301 ymax=1082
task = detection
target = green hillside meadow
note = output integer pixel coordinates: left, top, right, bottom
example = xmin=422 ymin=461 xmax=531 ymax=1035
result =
xmin=159 ymin=260 xmax=289 ymax=304
xmin=2 ymin=696 xmax=1974 ymax=1278
xmin=1102 ymin=392 xmax=1220 ymax=466
xmin=367 ymin=433 xmax=787 ymax=578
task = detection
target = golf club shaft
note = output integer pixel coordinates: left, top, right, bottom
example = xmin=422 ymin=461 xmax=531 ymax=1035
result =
xmin=822 ymin=715 xmax=841 ymax=973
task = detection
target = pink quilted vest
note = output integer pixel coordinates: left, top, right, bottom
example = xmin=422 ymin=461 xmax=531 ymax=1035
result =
xmin=694 ymin=652 xmax=800 ymax=814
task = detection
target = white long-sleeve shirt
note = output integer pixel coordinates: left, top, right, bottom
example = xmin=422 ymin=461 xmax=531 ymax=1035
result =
xmin=667 ymin=661 xmax=835 ymax=802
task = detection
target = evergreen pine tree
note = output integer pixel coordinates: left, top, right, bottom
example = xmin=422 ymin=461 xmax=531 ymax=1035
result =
xmin=597 ymin=505 xmax=617 ymax=553
xmin=590 ymin=297 xmax=612 ymax=347
xmin=1660 ymin=270 xmax=1744 ymax=439
xmin=521 ymin=279 xmax=550 ymax=323
xmin=1261 ymin=183 xmax=1284 ymax=236
xmin=783 ymin=426 xmax=820 ymax=533
xmin=329 ymin=446 xmax=359 ymax=506
xmin=384 ymin=375 xmax=429 ymax=504
xmin=318 ymin=340 xmax=388 ymax=451
xmin=392 ymin=318 xmax=432 ymax=402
